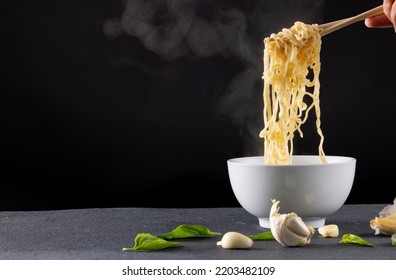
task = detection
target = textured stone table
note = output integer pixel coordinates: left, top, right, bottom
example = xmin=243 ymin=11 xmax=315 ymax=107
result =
xmin=1 ymin=205 xmax=395 ymax=260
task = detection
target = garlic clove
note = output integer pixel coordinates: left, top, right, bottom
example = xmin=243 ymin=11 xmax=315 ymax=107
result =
xmin=284 ymin=214 xmax=313 ymax=237
xmin=269 ymin=199 xmax=315 ymax=247
xmin=216 ymin=231 xmax=253 ymax=249
xmin=370 ymin=212 xmax=396 ymax=236
xmin=318 ymin=224 xmax=339 ymax=238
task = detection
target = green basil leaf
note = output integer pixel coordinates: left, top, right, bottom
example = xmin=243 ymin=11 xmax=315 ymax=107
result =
xmin=157 ymin=224 xmax=221 ymax=240
xmin=122 ymin=233 xmax=180 ymax=251
xmin=339 ymin=234 xmax=375 ymax=247
xmin=249 ymin=231 xmax=275 ymax=240
xmin=392 ymin=233 xmax=396 ymax=246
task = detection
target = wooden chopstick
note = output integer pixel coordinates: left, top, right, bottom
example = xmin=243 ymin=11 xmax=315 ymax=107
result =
xmin=319 ymin=5 xmax=384 ymax=36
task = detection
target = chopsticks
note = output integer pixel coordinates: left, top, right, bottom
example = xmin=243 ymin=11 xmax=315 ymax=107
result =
xmin=319 ymin=5 xmax=384 ymax=36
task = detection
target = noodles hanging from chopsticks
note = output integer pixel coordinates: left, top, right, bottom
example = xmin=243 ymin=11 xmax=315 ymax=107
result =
xmin=260 ymin=22 xmax=326 ymax=165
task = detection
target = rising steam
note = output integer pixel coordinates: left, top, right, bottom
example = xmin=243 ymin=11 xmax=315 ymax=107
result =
xmin=103 ymin=0 xmax=325 ymax=155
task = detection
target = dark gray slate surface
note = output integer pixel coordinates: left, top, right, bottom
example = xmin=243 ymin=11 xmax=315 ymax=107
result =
xmin=1 ymin=205 xmax=395 ymax=260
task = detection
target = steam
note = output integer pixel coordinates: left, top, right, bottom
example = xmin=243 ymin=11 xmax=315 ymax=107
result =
xmin=103 ymin=0 xmax=325 ymax=155
xmin=103 ymin=0 xmax=250 ymax=60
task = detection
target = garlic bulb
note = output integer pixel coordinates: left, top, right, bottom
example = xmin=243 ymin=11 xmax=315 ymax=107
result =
xmin=318 ymin=224 xmax=339 ymax=238
xmin=370 ymin=197 xmax=396 ymax=236
xmin=216 ymin=231 xmax=253 ymax=249
xmin=269 ymin=199 xmax=315 ymax=247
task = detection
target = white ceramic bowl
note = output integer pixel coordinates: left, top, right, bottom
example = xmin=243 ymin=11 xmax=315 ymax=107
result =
xmin=227 ymin=155 xmax=356 ymax=228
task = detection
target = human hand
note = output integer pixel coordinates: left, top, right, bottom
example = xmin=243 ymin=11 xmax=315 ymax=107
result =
xmin=365 ymin=0 xmax=396 ymax=32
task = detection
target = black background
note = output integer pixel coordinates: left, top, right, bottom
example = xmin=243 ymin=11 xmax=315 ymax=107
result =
xmin=1 ymin=0 xmax=395 ymax=211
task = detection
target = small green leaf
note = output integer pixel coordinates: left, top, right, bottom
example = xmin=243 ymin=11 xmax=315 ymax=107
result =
xmin=339 ymin=234 xmax=375 ymax=247
xmin=122 ymin=233 xmax=180 ymax=251
xmin=249 ymin=231 xmax=275 ymax=240
xmin=157 ymin=224 xmax=221 ymax=240
xmin=392 ymin=233 xmax=396 ymax=246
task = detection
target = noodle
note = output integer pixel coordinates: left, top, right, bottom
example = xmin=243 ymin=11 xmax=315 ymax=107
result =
xmin=259 ymin=21 xmax=326 ymax=165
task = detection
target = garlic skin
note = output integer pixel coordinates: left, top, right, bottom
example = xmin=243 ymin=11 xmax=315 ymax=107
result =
xmin=318 ymin=224 xmax=339 ymax=238
xmin=216 ymin=231 xmax=253 ymax=249
xmin=370 ymin=213 xmax=396 ymax=236
xmin=269 ymin=199 xmax=315 ymax=247
xmin=379 ymin=197 xmax=396 ymax=218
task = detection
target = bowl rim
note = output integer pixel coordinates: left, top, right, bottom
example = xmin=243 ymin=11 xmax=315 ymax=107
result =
xmin=227 ymin=155 xmax=356 ymax=166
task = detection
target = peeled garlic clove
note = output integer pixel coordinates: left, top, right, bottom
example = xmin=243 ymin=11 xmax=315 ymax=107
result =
xmin=370 ymin=212 xmax=396 ymax=236
xmin=269 ymin=199 xmax=315 ymax=247
xmin=318 ymin=224 xmax=339 ymax=238
xmin=216 ymin=231 xmax=253 ymax=249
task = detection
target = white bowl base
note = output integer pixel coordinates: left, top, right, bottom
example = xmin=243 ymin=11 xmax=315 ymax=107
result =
xmin=258 ymin=217 xmax=326 ymax=229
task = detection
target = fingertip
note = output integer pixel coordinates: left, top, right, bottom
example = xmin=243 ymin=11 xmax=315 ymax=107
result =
xmin=362 ymin=15 xmax=394 ymax=28
xmin=364 ymin=18 xmax=374 ymax=28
